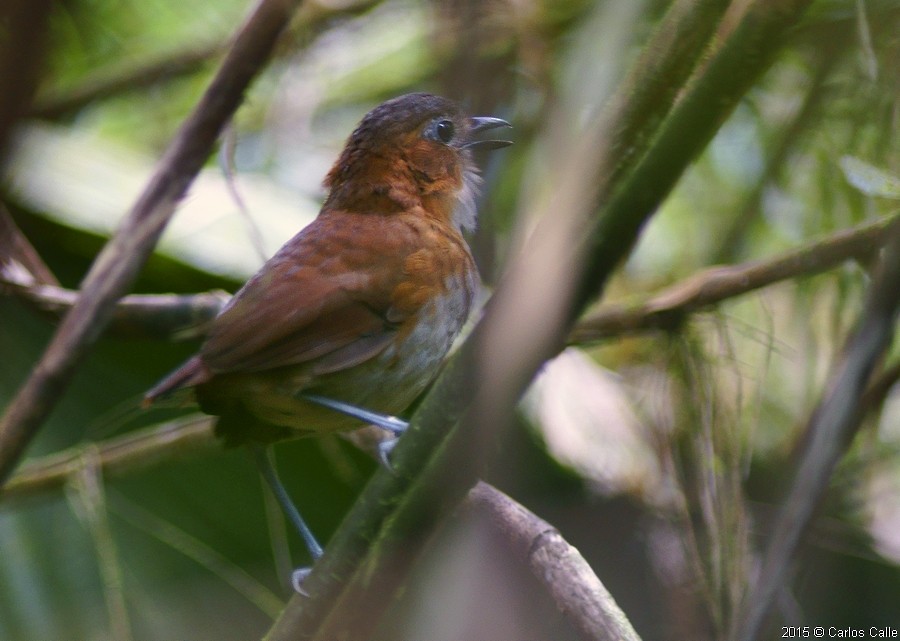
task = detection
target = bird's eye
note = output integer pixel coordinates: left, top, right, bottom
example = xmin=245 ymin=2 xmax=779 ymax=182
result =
xmin=434 ymin=119 xmax=455 ymax=143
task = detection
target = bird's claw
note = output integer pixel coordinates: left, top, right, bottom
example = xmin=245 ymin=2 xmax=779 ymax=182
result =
xmin=377 ymin=436 xmax=400 ymax=471
xmin=292 ymin=567 xmax=313 ymax=595
xmin=300 ymin=394 xmax=408 ymax=469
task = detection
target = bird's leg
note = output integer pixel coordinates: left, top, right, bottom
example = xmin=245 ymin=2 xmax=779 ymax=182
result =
xmin=301 ymin=394 xmax=408 ymax=467
xmin=250 ymin=445 xmax=322 ymax=592
xmin=300 ymin=394 xmax=408 ymax=434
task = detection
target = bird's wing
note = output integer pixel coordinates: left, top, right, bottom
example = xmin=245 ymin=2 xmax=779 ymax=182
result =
xmin=200 ymin=219 xmax=405 ymax=376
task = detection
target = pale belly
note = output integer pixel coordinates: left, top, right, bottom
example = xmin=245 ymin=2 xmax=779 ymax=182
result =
xmin=214 ymin=274 xmax=477 ymax=439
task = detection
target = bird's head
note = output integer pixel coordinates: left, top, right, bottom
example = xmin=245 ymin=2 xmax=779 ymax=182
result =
xmin=324 ymin=93 xmax=511 ymax=232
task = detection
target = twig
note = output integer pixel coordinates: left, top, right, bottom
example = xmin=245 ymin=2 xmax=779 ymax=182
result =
xmin=731 ymin=228 xmax=900 ymax=640
xmin=0 ymin=415 xmax=217 ymax=503
xmin=29 ymin=43 xmax=224 ymax=120
xmin=220 ymin=125 xmax=270 ymax=263
xmin=571 ymin=211 xmax=900 ymax=343
xmin=66 ymin=449 xmax=133 ymax=641
xmin=468 ymin=481 xmax=643 ymax=641
xmin=1 ymin=273 xmax=228 ymax=340
xmin=0 ymin=0 xmax=303 ymax=484
xmin=28 ymin=0 xmax=383 ymax=120
xmin=0 ymin=202 xmax=59 ymax=286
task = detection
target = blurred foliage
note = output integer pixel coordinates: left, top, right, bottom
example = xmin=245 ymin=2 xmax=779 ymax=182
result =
xmin=1 ymin=1 xmax=900 ymax=640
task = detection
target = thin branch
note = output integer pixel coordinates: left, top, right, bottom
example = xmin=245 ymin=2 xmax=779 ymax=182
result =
xmin=0 ymin=0 xmax=303 ymax=483
xmin=0 ymin=202 xmax=59 ymax=286
xmin=0 ymin=415 xmax=216 ymax=503
xmin=29 ymin=43 xmax=224 ymax=120
xmin=1 ymin=274 xmax=228 ymax=340
xmin=468 ymin=481 xmax=643 ymax=641
xmin=571 ymin=211 xmax=900 ymax=343
xmin=27 ymin=0 xmax=383 ymax=120
xmin=731 ymin=228 xmax=900 ymax=640
xmin=860 ymin=359 xmax=900 ymax=418
xmin=0 ymin=166 xmax=225 ymax=344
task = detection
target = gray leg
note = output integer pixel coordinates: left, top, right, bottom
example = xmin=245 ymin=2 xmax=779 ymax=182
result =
xmin=251 ymin=445 xmax=322 ymax=592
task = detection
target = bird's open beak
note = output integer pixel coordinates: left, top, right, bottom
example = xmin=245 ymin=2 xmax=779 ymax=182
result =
xmin=464 ymin=116 xmax=513 ymax=150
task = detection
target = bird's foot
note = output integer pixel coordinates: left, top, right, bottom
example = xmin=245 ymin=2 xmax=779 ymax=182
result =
xmin=301 ymin=394 xmax=408 ymax=469
xmin=292 ymin=566 xmax=313 ymax=595
xmin=377 ymin=436 xmax=399 ymax=469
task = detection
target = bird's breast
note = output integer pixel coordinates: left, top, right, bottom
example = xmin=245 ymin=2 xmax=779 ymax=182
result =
xmin=381 ymin=266 xmax=478 ymax=382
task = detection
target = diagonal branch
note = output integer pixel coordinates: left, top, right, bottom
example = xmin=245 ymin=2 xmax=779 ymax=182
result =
xmin=0 ymin=416 xmax=216 ymax=503
xmin=27 ymin=0 xmax=382 ymax=120
xmin=571 ymin=211 xmax=900 ymax=342
xmin=0 ymin=202 xmax=59 ymax=286
xmin=468 ymin=481 xmax=643 ymax=641
xmin=0 ymin=0 xmax=304 ymax=483
xmin=28 ymin=43 xmax=224 ymax=120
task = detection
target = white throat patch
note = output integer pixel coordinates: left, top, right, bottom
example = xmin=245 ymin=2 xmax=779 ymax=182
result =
xmin=452 ymin=166 xmax=483 ymax=233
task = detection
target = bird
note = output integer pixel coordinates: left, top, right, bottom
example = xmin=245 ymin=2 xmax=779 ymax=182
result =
xmin=143 ymin=92 xmax=511 ymax=578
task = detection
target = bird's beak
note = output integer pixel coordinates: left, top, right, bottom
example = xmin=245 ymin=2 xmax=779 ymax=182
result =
xmin=464 ymin=116 xmax=513 ymax=150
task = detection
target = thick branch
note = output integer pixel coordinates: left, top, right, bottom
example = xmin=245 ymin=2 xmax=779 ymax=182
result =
xmin=0 ymin=0 xmax=303 ymax=483
xmin=575 ymin=0 xmax=815 ymax=312
xmin=469 ymin=482 xmax=642 ymax=641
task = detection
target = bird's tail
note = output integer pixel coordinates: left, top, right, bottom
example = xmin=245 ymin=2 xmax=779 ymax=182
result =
xmin=143 ymin=356 xmax=211 ymax=407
